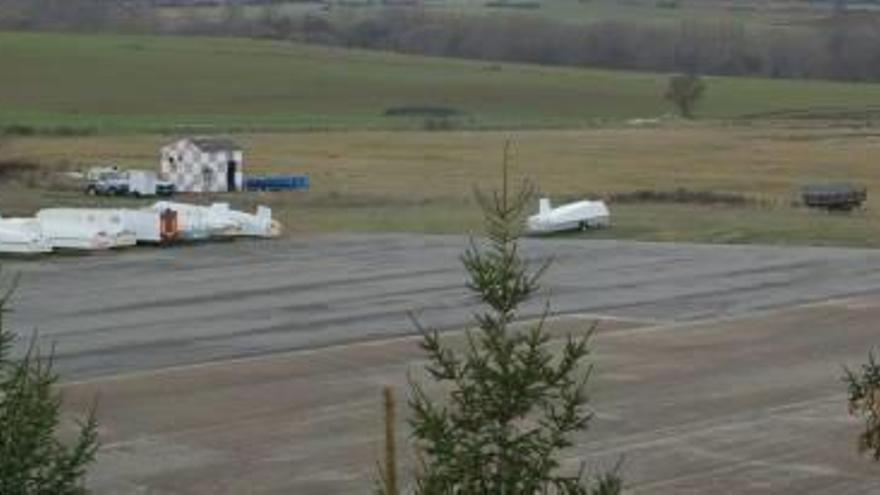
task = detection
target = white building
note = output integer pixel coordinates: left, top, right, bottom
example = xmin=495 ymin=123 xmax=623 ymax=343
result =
xmin=160 ymin=137 xmax=244 ymax=193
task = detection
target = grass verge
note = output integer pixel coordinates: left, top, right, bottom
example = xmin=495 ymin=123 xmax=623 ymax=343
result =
xmin=3 ymin=184 xmax=879 ymax=249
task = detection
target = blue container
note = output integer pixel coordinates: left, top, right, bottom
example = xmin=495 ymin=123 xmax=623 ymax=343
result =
xmin=245 ymin=175 xmax=310 ymax=192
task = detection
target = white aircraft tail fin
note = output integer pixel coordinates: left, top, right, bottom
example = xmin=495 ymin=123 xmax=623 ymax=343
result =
xmin=538 ymin=198 xmax=552 ymax=215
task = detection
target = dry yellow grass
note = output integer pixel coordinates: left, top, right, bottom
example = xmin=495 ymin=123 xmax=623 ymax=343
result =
xmin=6 ymin=122 xmax=879 ymax=202
xmin=4 ymin=122 xmax=880 ymax=246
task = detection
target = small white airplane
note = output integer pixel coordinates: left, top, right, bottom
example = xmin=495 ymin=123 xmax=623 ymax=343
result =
xmin=526 ymin=198 xmax=610 ymax=234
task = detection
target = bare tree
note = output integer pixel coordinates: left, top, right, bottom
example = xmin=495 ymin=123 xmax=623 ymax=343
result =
xmin=665 ymin=74 xmax=706 ymax=119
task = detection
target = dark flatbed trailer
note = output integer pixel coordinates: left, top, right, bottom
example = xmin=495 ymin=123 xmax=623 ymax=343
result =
xmin=801 ymin=184 xmax=867 ymax=212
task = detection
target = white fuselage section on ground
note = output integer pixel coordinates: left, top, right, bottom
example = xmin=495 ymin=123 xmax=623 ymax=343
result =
xmin=151 ymin=201 xmax=237 ymax=240
xmin=122 ymin=209 xmax=164 ymax=244
xmin=36 ymin=209 xmax=137 ymax=250
xmin=0 ymin=217 xmax=53 ymax=253
xmin=1 ymin=202 xmax=282 ymax=254
xmin=207 ymin=203 xmax=282 ymax=238
xmin=151 ymin=202 xmax=281 ymax=240
xmin=527 ymin=198 xmax=610 ymax=234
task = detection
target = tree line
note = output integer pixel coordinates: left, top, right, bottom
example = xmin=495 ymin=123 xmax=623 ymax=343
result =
xmin=0 ymin=0 xmax=159 ymax=31
xmin=303 ymin=10 xmax=880 ymax=82
xmin=3 ymin=0 xmax=880 ymax=82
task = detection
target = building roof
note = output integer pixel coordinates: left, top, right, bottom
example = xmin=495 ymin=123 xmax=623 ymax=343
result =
xmin=188 ymin=137 xmax=242 ymax=153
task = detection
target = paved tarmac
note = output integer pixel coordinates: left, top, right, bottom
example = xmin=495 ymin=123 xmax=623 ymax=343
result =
xmin=6 ymin=234 xmax=880 ymax=379
xmin=62 ymin=296 xmax=880 ymax=494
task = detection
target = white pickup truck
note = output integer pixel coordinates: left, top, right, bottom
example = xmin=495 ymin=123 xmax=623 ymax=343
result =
xmin=85 ymin=167 xmax=174 ymax=197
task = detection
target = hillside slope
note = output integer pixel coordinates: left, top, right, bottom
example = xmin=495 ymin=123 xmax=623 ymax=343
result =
xmin=2 ymin=31 xmax=880 ymax=133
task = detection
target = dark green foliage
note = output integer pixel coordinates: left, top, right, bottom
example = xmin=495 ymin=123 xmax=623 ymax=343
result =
xmin=384 ymin=107 xmax=463 ymax=118
xmin=665 ymin=74 xmax=706 ymax=119
xmin=406 ymin=147 xmax=621 ymax=494
xmin=844 ymin=351 xmax=880 ymax=460
xmin=0 ymin=276 xmax=99 ymax=495
xmin=607 ymin=188 xmax=751 ymax=207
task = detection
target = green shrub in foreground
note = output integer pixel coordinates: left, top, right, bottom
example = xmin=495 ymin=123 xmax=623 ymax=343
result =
xmin=0 ymin=275 xmax=99 ymax=495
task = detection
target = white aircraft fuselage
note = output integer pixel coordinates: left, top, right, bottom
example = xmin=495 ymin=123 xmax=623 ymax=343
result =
xmin=527 ymin=198 xmax=610 ymax=234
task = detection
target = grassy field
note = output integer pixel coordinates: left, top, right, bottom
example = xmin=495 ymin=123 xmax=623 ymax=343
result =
xmin=4 ymin=123 xmax=880 ymax=247
xmin=6 ymin=125 xmax=878 ymax=198
xmin=4 ymin=31 xmax=880 ymax=134
xmin=3 ymin=30 xmax=880 ymax=247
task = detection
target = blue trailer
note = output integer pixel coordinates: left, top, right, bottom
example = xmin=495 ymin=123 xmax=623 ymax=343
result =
xmin=245 ymin=175 xmax=310 ymax=192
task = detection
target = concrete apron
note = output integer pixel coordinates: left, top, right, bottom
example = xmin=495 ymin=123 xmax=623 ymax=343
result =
xmin=59 ymin=296 xmax=880 ymax=494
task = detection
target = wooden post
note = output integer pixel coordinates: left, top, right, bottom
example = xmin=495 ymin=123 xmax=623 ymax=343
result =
xmin=383 ymin=386 xmax=399 ymax=495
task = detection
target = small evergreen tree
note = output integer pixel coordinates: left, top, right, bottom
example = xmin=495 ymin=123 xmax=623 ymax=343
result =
xmin=665 ymin=74 xmax=706 ymax=119
xmin=405 ymin=147 xmax=621 ymax=494
xmin=0 ymin=275 xmax=99 ymax=495
xmin=844 ymin=351 xmax=880 ymax=460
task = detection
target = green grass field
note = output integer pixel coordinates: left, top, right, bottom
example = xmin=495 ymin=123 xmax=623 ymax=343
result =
xmin=3 ymin=31 xmax=880 ymax=134
xmin=3 ymin=30 xmax=880 ymax=248
xmin=4 ymin=182 xmax=879 ymax=248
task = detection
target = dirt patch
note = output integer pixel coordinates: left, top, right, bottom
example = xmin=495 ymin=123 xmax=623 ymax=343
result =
xmin=0 ymin=160 xmax=80 ymax=192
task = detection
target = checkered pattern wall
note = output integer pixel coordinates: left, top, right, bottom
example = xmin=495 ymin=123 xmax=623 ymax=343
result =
xmin=160 ymin=140 xmax=244 ymax=193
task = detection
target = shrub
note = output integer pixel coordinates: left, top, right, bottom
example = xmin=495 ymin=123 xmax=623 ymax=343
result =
xmin=665 ymin=74 xmax=706 ymax=119
xmin=393 ymin=145 xmax=622 ymax=494
xmin=655 ymin=0 xmax=679 ymax=8
xmin=607 ymin=188 xmax=752 ymax=206
xmin=2 ymin=125 xmax=37 ymax=136
xmin=0 ymin=276 xmax=99 ymax=495
xmin=384 ymin=106 xmax=463 ymax=118
xmin=845 ymin=351 xmax=880 ymax=460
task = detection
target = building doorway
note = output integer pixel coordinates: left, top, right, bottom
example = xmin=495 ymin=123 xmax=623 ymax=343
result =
xmin=227 ymin=161 xmax=237 ymax=191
